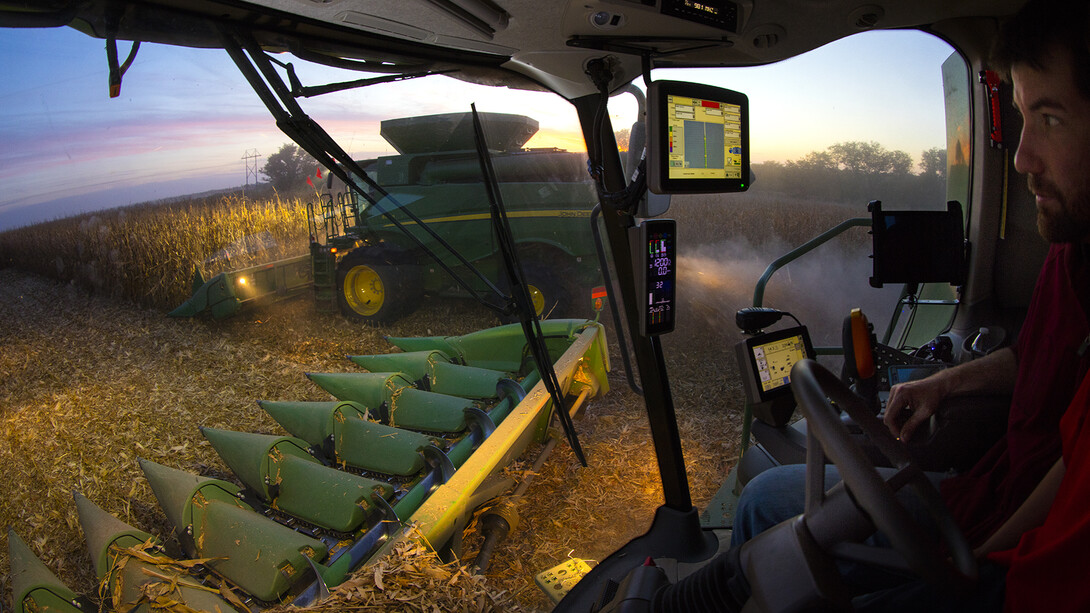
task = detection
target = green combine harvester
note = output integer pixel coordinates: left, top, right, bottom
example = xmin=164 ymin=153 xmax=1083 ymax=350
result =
xmin=8 ymin=320 xmax=610 ymax=612
xmin=170 ymin=111 xmax=601 ymax=325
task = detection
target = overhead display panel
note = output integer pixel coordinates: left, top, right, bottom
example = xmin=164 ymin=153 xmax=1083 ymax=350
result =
xmin=660 ymin=0 xmax=741 ymax=31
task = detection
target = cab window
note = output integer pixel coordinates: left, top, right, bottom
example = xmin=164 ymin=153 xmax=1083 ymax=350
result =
xmin=609 ymin=29 xmax=967 ymax=359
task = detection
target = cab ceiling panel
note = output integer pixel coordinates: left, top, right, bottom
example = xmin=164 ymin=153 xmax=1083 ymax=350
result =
xmin=0 ymin=0 xmax=1027 ymax=97
xmin=0 ymin=0 xmax=515 ymax=70
xmin=218 ymin=0 xmax=1025 ymax=94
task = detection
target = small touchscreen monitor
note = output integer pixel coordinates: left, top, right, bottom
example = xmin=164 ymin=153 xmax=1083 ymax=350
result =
xmin=735 ymin=326 xmax=815 ymax=405
xmin=887 ymin=363 xmax=946 ymax=387
xmin=647 ymin=80 xmax=750 ymax=194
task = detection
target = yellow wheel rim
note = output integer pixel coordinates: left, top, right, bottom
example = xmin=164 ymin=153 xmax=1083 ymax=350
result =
xmin=343 ymin=264 xmax=385 ymax=316
xmin=527 ymin=283 xmax=545 ymax=317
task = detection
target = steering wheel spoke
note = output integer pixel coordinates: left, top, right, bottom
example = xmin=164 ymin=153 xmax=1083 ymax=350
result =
xmin=791 ymin=359 xmax=977 ymax=589
xmin=804 ymin=424 xmax=828 ymax=513
xmin=884 ymin=463 xmax=923 ymax=492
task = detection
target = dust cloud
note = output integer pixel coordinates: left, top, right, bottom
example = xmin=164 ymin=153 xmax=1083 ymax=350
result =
xmin=674 ymin=236 xmax=903 ymax=351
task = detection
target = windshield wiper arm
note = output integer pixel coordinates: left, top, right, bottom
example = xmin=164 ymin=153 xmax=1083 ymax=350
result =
xmin=470 ymin=104 xmax=587 ymax=466
xmin=220 ymin=25 xmax=511 ymax=314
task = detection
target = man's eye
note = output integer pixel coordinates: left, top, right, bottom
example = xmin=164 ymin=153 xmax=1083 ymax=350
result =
xmin=1043 ymin=114 xmax=1061 ymax=127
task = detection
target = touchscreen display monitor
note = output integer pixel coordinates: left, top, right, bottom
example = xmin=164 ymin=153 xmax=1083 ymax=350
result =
xmin=735 ymin=326 xmax=815 ymax=404
xmin=647 ymin=80 xmax=750 ymax=194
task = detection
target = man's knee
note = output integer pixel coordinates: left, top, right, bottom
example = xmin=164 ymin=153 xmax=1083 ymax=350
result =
xmin=732 ymin=464 xmax=814 ymax=546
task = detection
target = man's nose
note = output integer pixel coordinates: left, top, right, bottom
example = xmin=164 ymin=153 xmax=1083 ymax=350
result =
xmin=1014 ymin=127 xmax=1043 ymax=175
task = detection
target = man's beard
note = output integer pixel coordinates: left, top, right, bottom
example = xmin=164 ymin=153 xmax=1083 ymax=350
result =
xmin=1031 ymin=174 xmax=1090 ymax=243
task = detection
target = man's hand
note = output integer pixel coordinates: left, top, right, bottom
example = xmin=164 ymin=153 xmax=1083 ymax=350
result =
xmin=884 ymin=376 xmax=952 ymax=441
xmin=883 ymin=347 xmax=1017 ymax=441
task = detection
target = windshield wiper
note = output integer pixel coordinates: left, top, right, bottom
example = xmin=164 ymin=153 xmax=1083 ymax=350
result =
xmin=220 ymin=25 xmax=513 ymax=315
xmin=469 ymin=103 xmax=587 ymax=466
xmin=265 ymin=51 xmax=454 ymax=99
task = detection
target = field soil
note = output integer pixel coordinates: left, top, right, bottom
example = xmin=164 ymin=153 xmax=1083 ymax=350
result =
xmin=0 ymin=267 xmax=744 ymax=611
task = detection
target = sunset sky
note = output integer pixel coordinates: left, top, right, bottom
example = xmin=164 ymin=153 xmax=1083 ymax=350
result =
xmin=0 ymin=25 xmax=955 ymax=230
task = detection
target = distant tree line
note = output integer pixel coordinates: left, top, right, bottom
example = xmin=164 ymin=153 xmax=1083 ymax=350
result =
xmin=752 ymin=141 xmax=948 ymax=207
xmin=260 ymin=139 xmax=950 ymax=209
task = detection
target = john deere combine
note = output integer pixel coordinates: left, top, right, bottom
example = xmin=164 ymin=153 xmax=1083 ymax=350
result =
xmin=170 ymin=112 xmax=601 ymax=325
xmin=9 ymin=320 xmax=610 ymax=611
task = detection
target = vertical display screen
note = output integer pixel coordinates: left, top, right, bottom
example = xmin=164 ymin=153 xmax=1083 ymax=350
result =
xmin=641 ymin=219 xmax=676 ymax=335
xmin=868 ymin=200 xmax=966 ymax=288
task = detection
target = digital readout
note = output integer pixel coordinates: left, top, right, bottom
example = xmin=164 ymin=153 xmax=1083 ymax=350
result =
xmin=643 ymin=221 xmax=676 ymax=335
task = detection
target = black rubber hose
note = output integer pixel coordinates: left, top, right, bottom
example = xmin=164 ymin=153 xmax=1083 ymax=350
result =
xmin=651 ymin=547 xmax=751 ymax=613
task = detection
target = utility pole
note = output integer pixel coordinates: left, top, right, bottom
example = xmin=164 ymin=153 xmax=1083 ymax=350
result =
xmin=242 ymin=149 xmax=261 ymax=199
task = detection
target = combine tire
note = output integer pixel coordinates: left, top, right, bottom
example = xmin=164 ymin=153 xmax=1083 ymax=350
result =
xmin=336 ymin=249 xmax=422 ymax=325
xmin=504 ymin=260 xmax=582 ymax=321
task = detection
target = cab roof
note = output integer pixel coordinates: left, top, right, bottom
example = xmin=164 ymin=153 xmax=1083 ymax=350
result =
xmin=1 ymin=0 xmax=1026 ymax=97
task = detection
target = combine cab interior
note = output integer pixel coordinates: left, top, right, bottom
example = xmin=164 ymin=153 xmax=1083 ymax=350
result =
xmin=1 ymin=0 xmax=1056 ymax=611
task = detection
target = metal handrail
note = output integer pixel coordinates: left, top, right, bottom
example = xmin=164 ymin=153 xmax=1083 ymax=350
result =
xmin=738 ymin=217 xmax=871 ymax=459
xmin=752 ymin=217 xmax=872 ymax=309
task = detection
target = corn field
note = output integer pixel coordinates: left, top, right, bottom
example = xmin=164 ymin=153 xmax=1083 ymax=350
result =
xmin=0 ymin=193 xmax=312 ymax=311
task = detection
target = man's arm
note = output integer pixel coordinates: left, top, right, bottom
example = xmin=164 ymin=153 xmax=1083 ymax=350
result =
xmin=883 ymin=346 xmax=1018 ymax=440
xmin=973 ymin=457 xmax=1065 ymax=557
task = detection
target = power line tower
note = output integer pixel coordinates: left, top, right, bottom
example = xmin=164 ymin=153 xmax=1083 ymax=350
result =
xmin=242 ymin=149 xmax=261 ymax=199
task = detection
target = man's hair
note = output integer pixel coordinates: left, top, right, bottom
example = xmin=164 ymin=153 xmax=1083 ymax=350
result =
xmin=992 ymin=0 xmax=1090 ymax=99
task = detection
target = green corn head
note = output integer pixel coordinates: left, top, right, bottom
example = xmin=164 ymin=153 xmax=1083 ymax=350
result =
xmin=12 ymin=319 xmax=610 ymax=610
xmin=169 ymin=256 xmax=313 ymax=320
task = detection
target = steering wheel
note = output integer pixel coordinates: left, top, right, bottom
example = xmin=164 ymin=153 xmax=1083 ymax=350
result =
xmin=791 ymin=358 xmax=977 ymax=588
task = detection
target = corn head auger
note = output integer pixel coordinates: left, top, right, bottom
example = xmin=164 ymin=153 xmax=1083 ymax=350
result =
xmin=9 ymin=319 xmax=610 ymax=612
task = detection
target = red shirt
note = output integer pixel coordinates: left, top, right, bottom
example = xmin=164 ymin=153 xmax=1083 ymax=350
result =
xmin=941 ymin=243 xmax=1090 ymax=546
xmin=990 ymin=372 xmax=1090 ymax=612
